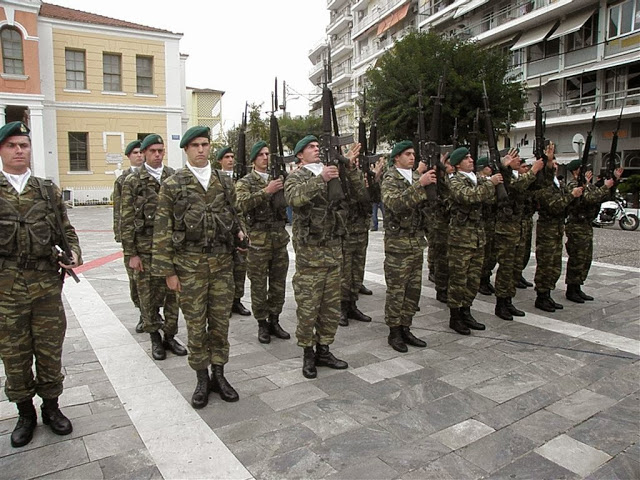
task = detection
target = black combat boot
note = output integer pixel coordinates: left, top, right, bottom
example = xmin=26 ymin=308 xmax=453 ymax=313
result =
xmin=401 ymin=326 xmax=427 ymax=347
xmin=191 ymin=369 xmax=210 ymax=409
xmin=135 ymin=315 xmax=144 ymax=333
xmin=11 ymin=400 xmax=37 ymax=448
xmin=339 ymin=301 xmax=349 ymax=326
xmin=149 ymin=331 xmax=166 ymax=360
xmin=387 ymin=326 xmax=408 ymax=352
xmin=577 ymin=286 xmax=594 ymax=301
xmin=268 ymin=314 xmax=291 ymax=339
xmin=436 ymin=289 xmax=448 ymax=304
xmin=461 ymin=306 xmax=486 ymax=330
xmin=257 ymin=320 xmax=271 ymax=344
xmin=478 ymin=277 xmax=493 ymax=296
xmin=521 ymin=276 xmax=533 ymax=287
xmin=163 ymin=335 xmax=188 ymax=356
xmin=41 ymin=397 xmax=72 ymax=436
xmin=505 ymin=297 xmax=525 ymax=317
xmin=315 ymin=345 xmax=348 ymax=369
xmin=550 ymin=294 xmax=564 ymax=310
xmin=449 ymin=308 xmax=471 ymax=335
xmin=535 ymin=291 xmax=556 ymax=312
xmin=231 ymin=299 xmax=251 ymax=316
xmin=495 ymin=297 xmax=513 ymax=321
xmin=348 ymin=301 xmax=371 ymax=322
xmin=359 ymin=285 xmax=373 ymax=295
xmin=566 ymin=284 xmax=585 ymax=303
xmin=302 ymin=346 xmax=317 ymax=379
xmin=210 ymin=365 xmax=239 ymax=402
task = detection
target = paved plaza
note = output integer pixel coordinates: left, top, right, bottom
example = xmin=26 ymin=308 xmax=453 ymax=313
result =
xmin=1 ymin=206 xmax=638 ymax=480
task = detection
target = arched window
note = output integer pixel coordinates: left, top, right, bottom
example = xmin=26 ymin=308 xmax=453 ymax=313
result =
xmin=1 ymin=27 xmax=24 ymax=75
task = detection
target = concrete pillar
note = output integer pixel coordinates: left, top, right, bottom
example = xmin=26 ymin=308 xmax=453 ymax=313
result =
xmin=28 ymin=106 xmax=48 ymax=179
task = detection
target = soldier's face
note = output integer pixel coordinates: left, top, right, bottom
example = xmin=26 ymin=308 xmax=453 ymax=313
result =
xmin=299 ymin=142 xmax=320 ymax=164
xmin=458 ymin=155 xmax=474 ymax=173
xmin=144 ymin=144 xmax=165 ymax=169
xmin=0 ymin=135 xmax=31 ymax=175
xmin=254 ymin=147 xmax=269 ymax=173
xmin=128 ymin=148 xmax=144 ymax=168
xmin=220 ymin=153 xmax=234 ymax=171
xmin=184 ymin=137 xmax=211 ymax=168
xmin=518 ymin=163 xmax=529 ymax=175
xmin=394 ymin=149 xmax=415 ymax=169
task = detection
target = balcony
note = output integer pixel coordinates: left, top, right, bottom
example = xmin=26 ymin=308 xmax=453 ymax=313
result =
xmin=527 ymin=56 xmax=559 ymax=79
xmin=327 ymin=7 xmax=353 ymax=36
xmin=309 ymin=62 xmax=325 ymax=85
xmin=331 ymin=35 xmax=353 ymax=61
xmin=308 ymin=37 xmax=328 ymax=61
xmin=328 ymin=0 xmax=350 ymax=10
xmin=331 ymin=63 xmax=353 ymax=85
xmin=352 ymin=0 xmax=410 ymax=39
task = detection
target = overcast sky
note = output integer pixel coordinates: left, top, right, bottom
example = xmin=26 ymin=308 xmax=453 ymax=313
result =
xmin=48 ymin=0 xmax=329 ymax=132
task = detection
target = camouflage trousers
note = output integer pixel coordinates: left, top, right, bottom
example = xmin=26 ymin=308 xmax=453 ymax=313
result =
xmin=428 ymin=225 xmax=449 ymax=292
xmin=565 ymin=222 xmax=593 ymax=285
xmin=447 ymin=244 xmax=484 ymax=308
xmin=494 ymin=229 xmax=521 ymax=298
xmin=177 ymin=254 xmax=233 ymax=370
xmin=135 ymin=254 xmax=178 ymax=336
xmin=0 ymin=271 xmax=65 ymax=403
xmin=516 ymin=217 xmax=534 ymax=277
xmin=246 ymin=237 xmax=289 ymax=321
xmin=123 ymin=254 xmax=140 ymax=309
xmin=341 ymin=232 xmax=368 ymax=301
xmin=481 ymin=221 xmax=497 ymax=279
xmin=534 ymin=220 xmax=564 ymax=292
xmin=384 ymin=248 xmax=424 ymax=327
xmin=292 ymin=247 xmax=341 ymax=348
xmin=233 ymin=251 xmax=247 ymax=299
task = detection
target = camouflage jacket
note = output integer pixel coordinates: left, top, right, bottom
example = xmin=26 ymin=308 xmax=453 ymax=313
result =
xmin=120 ymin=165 xmax=174 ymax=256
xmin=343 ymin=168 xmax=369 ymax=235
xmin=565 ymin=178 xmax=609 ymax=224
xmin=381 ymin=166 xmax=429 ymax=252
xmin=236 ymin=170 xmax=289 ymax=248
xmin=284 ymin=165 xmax=345 ymax=267
xmin=113 ymin=166 xmax=136 ymax=243
xmin=0 ymin=174 xmax=81 ymax=277
xmin=448 ymin=172 xmax=495 ymax=248
xmin=495 ymin=169 xmax=537 ymax=235
xmin=535 ymin=177 xmax=575 ymax=224
xmin=152 ymin=168 xmax=241 ymax=277
xmin=425 ymin=174 xmax=452 ymax=233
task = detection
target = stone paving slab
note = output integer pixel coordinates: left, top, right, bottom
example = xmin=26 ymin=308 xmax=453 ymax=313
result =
xmin=535 ymin=434 xmax=612 ymax=477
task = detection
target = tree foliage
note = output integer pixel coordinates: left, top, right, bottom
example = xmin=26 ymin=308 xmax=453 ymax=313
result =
xmin=365 ymin=31 xmax=526 ymax=145
xmin=278 ymin=114 xmax=323 ymax=151
xmin=618 ymin=174 xmax=640 ymax=208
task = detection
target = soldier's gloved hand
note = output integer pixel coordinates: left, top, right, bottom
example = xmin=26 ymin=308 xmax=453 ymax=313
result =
xmin=264 ymin=179 xmax=283 ymax=194
xmin=490 ymin=173 xmax=504 ymax=185
xmin=347 ymin=143 xmax=361 ymax=169
xmin=571 ymin=186 xmax=583 ymax=198
xmin=586 ymin=171 xmax=593 ymax=183
xmin=166 ymin=275 xmax=181 ymax=292
xmin=531 ymin=158 xmax=544 ymax=174
xmin=321 ymin=165 xmax=339 ymax=183
xmin=129 ymin=255 xmax=144 ymax=272
xmin=614 ymin=167 xmax=624 ymax=180
xmin=419 ymin=169 xmax=437 ymax=186
xmin=544 ymin=142 xmax=555 ymax=163
xmin=416 ymin=161 xmax=429 ymax=174
xmin=58 ymin=250 xmax=80 ymax=269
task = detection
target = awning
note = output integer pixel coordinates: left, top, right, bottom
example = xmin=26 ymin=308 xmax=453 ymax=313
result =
xmin=548 ymin=9 xmax=595 ymax=41
xmin=548 ymin=51 xmax=640 ymax=81
xmin=511 ymin=22 xmax=557 ymax=50
xmin=377 ymin=3 xmax=410 ymax=36
xmin=454 ymin=0 xmax=490 ymax=19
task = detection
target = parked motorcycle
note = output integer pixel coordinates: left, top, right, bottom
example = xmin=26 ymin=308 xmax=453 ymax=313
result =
xmin=593 ymin=195 xmax=639 ymax=231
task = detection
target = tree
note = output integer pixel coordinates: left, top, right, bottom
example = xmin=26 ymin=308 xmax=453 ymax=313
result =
xmin=365 ymin=31 xmax=526 ymax=145
xmin=617 ymin=174 xmax=640 ymax=209
xmin=278 ymin=114 xmax=323 ymax=151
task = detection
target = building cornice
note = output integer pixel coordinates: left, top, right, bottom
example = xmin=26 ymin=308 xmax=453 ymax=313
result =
xmin=39 ymin=17 xmax=183 ymax=42
xmin=44 ymin=101 xmax=183 ymax=115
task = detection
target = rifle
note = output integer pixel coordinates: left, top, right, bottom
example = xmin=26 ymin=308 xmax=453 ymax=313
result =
xmin=358 ymin=89 xmax=379 ymax=202
xmin=533 ymin=86 xmax=548 ymax=184
xmin=269 ymin=78 xmax=294 ymax=211
xmin=468 ymin=108 xmax=480 ymax=172
xmin=607 ymin=105 xmax=623 ymax=181
xmin=44 ymin=181 xmax=80 ymax=283
xmin=234 ymin=102 xmax=248 ymax=182
xmin=578 ymin=109 xmax=597 ymax=187
xmin=416 ymin=76 xmax=445 ymax=201
xmin=452 ymin=117 xmax=459 ymax=149
xmin=321 ymin=63 xmax=353 ymax=202
xmin=481 ymin=80 xmax=508 ymax=201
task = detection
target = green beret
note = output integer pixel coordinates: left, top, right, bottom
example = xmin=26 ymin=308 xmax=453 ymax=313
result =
xmin=450 ymin=147 xmax=470 ymax=166
xmin=140 ymin=134 xmax=164 ymax=151
xmin=390 ymin=141 xmax=414 ymax=162
xmin=250 ymin=140 xmax=268 ymax=162
xmin=125 ymin=140 xmax=141 ymax=156
xmin=294 ymin=135 xmax=319 ymax=156
xmin=476 ymin=156 xmax=489 ymax=170
xmin=0 ymin=121 xmax=30 ymax=145
xmin=180 ymin=126 xmax=210 ymax=148
xmin=215 ymin=146 xmax=233 ymax=161
xmin=566 ymin=159 xmax=581 ymax=172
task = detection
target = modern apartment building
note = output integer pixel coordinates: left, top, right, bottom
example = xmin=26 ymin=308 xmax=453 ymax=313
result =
xmin=310 ymin=0 xmax=639 ymax=175
xmin=1 ymin=1 xmax=186 ymax=204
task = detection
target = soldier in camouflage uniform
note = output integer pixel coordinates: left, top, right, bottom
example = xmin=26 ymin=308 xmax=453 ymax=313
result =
xmin=113 ymin=140 xmax=144 ymax=333
xmin=121 ymin=134 xmax=187 ymax=360
xmin=339 ymin=143 xmax=372 ymax=326
xmin=284 ymin=135 xmax=349 ymax=379
xmin=493 ymin=149 xmax=543 ymax=321
xmin=0 ymin=122 xmax=80 ymax=448
xmin=447 ymin=147 xmax=502 ymax=335
xmin=381 ymin=141 xmax=436 ymax=352
xmin=153 ymin=126 xmax=242 ymax=409
xmin=564 ymin=159 xmax=621 ymax=302
xmin=216 ymin=147 xmax=251 ymax=317
xmin=515 ymin=159 xmax=536 ymax=289
xmin=476 ymin=156 xmax=497 ymax=296
xmin=424 ymin=154 xmax=454 ymax=304
xmin=236 ymin=141 xmax=291 ymax=344
xmin=533 ymin=145 xmax=583 ymax=312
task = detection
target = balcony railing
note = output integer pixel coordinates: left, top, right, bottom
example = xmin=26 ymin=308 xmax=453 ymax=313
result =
xmin=352 ymin=0 xmax=408 ymax=37
xmin=462 ymin=0 xmax=556 ymax=39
